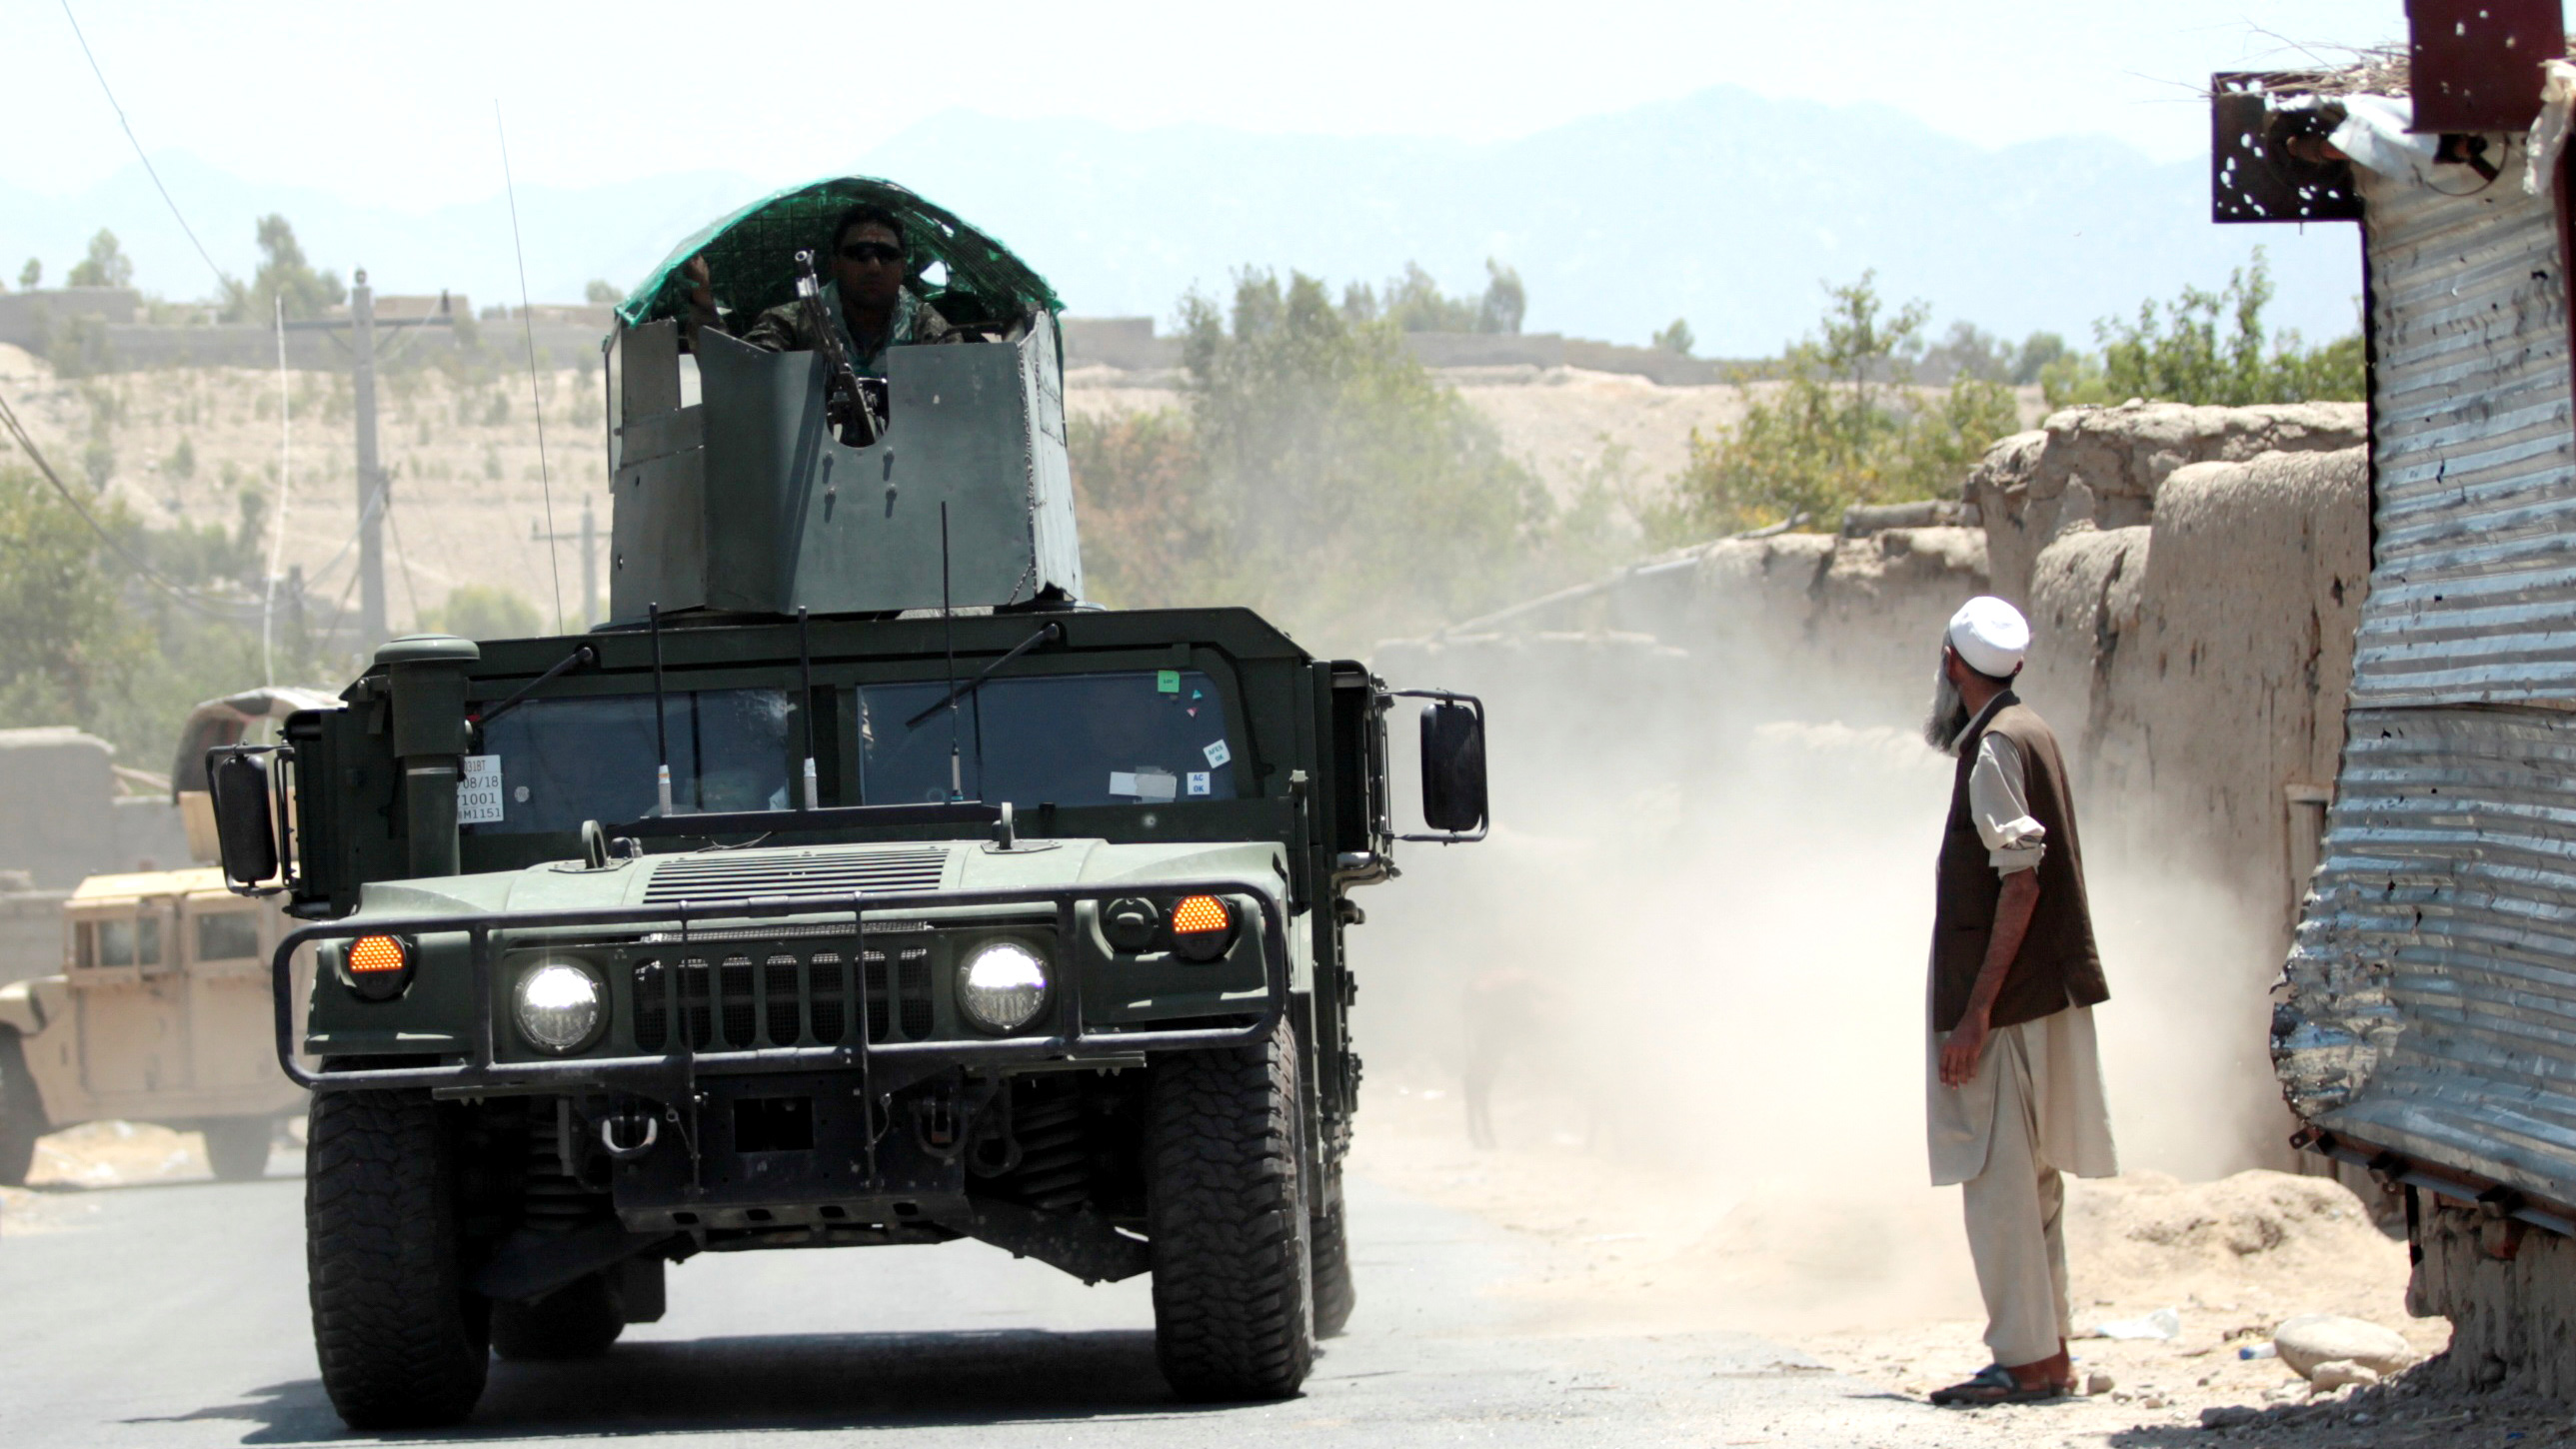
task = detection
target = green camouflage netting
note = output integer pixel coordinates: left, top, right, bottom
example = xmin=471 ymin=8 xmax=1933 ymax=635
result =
xmin=616 ymin=176 xmax=1061 ymax=332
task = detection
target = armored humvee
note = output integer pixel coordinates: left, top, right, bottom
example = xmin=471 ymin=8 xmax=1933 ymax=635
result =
xmin=208 ymin=178 xmax=1487 ymax=1429
xmin=0 ymin=690 xmax=330 ymax=1184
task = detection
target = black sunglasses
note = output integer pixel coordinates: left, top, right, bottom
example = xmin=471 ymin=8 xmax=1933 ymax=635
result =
xmin=837 ymin=242 xmax=904 ymax=264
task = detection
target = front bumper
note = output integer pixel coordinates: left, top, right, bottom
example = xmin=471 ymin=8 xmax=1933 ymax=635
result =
xmin=270 ymin=878 xmax=1288 ymax=1100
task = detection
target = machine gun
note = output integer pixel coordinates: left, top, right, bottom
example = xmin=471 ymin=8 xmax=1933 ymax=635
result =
xmin=793 ymin=248 xmax=889 ymax=448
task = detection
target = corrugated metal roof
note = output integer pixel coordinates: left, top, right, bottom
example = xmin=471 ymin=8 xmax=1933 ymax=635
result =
xmin=2349 ymin=168 xmax=2576 ymax=708
xmin=2277 ymin=162 xmax=2576 ymax=1208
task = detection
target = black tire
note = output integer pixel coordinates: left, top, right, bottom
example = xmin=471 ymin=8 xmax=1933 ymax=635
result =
xmin=307 ymin=1089 xmax=490 ymax=1429
xmin=203 ymin=1117 xmax=273 ymax=1182
xmin=0 ymin=1034 xmax=46 ymax=1187
xmin=491 ymin=1271 xmax=626 ymax=1361
xmin=1309 ymin=1202 xmax=1355 ymax=1339
xmin=1146 ymin=1018 xmax=1314 ymax=1400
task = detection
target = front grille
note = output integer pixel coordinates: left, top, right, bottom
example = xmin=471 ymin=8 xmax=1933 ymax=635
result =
xmin=641 ymin=846 xmax=950 ymax=904
xmin=629 ymin=939 xmax=936 ymax=1051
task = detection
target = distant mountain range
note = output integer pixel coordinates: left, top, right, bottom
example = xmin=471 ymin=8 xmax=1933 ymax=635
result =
xmin=0 ymin=86 xmax=2364 ymax=359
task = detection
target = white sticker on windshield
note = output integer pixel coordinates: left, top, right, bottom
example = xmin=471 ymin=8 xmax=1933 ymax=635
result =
xmin=457 ymin=754 xmax=506 ymax=824
xmin=1188 ymin=771 xmax=1211 ymax=796
xmin=1203 ymin=738 xmax=1232 ymax=768
xmin=1110 ymin=769 xmax=1179 ymax=802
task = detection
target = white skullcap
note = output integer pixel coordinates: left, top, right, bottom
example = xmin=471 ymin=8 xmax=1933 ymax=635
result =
xmin=1946 ymin=596 xmax=2030 ymax=678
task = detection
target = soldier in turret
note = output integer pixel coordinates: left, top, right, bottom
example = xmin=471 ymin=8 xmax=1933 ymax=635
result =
xmin=681 ymin=203 xmax=958 ymax=369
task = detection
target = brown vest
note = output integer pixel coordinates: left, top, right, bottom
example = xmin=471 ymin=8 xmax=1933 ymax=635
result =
xmin=1931 ymin=696 xmax=2109 ymax=1032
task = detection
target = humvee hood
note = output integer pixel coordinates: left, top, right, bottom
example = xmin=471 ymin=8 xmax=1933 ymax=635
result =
xmin=349 ymin=837 xmax=1287 ymax=921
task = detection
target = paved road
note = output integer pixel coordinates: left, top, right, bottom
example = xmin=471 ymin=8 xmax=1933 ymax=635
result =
xmin=0 ymin=1158 xmax=1926 ymax=1447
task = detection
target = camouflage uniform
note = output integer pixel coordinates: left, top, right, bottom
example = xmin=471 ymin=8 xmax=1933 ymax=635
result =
xmin=728 ymin=281 xmax=958 ymax=373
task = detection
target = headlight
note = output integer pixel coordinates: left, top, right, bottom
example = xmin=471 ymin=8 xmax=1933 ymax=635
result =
xmin=515 ymin=960 xmax=605 ymax=1053
xmin=958 ymin=940 xmax=1050 ymax=1032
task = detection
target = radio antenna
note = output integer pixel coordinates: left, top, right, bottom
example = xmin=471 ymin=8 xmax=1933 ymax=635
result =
xmin=941 ymin=502 xmax=963 ymax=802
xmin=650 ymin=602 xmax=674 ymax=816
xmin=797 ymin=606 xmax=818 ymax=810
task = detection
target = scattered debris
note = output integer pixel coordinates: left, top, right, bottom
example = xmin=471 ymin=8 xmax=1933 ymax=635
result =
xmin=2090 ymin=1307 xmax=2182 ymax=1341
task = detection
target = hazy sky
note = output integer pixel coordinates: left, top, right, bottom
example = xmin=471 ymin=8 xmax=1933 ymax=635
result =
xmin=7 ymin=1 xmax=2404 ymax=210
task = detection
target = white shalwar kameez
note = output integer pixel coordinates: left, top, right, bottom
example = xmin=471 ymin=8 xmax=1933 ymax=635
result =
xmin=1926 ymin=727 xmax=2119 ymax=1368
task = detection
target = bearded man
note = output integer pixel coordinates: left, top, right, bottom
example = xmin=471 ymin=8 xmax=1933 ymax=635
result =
xmin=1921 ymin=596 xmax=2119 ymax=1408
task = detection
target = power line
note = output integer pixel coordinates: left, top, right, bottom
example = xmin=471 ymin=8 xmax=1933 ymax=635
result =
xmin=0 ymin=385 xmax=253 ymax=619
xmin=495 ymin=101 xmax=567 ymax=637
xmin=384 ymin=488 xmax=423 ymax=629
xmin=56 ymin=0 xmax=232 ymax=294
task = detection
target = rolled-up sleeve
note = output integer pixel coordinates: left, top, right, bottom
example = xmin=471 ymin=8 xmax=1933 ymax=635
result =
xmin=1967 ymin=733 xmax=2047 ymax=875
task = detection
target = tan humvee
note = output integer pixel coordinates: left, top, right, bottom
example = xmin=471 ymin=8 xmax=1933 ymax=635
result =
xmin=0 ymin=866 xmax=309 ymax=1184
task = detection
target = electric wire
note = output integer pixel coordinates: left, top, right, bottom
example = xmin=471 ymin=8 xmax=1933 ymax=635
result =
xmin=56 ymin=0 xmax=232 ymax=294
xmin=384 ymin=487 xmax=423 ymax=629
xmin=495 ymin=101 xmax=567 ymax=636
xmin=0 ymin=386 xmax=248 ymax=619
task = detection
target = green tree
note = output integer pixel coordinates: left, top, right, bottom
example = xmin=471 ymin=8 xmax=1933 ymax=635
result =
xmin=15 ymin=259 xmax=37 ymax=290
xmin=584 ymin=279 xmax=623 ymax=306
xmin=1071 ymin=270 xmax=1548 ymax=647
xmin=1476 ymin=261 xmax=1525 ymax=335
xmin=1347 ymin=260 xmax=1527 ymax=335
xmin=1652 ymin=318 xmax=1695 ymax=357
xmin=0 ymin=467 xmax=149 ymax=727
xmin=423 ymin=585 xmax=541 ymax=641
xmin=1652 ymin=273 xmax=2019 ymax=541
xmin=2041 ymin=249 xmax=2362 ymax=408
xmin=220 ymin=216 xmax=345 ymax=323
xmin=64 ymin=229 xmax=134 ymax=289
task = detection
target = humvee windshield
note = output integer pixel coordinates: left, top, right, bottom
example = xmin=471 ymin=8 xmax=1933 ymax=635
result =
xmin=463 ymin=670 xmax=1237 ymax=834
xmin=471 ymin=689 xmax=794 ymax=833
xmin=858 ymin=670 xmax=1238 ymax=805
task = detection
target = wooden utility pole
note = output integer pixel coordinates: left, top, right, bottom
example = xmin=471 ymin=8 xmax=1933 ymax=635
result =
xmin=351 ymin=270 xmax=386 ymax=648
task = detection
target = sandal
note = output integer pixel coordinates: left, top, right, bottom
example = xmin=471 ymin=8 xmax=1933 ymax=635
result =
xmin=1928 ymin=1363 xmax=2066 ymax=1407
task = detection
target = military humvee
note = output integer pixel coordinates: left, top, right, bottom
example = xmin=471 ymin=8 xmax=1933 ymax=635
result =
xmin=0 ymin=867 xmax=302 ymax=1182
xmin=0 ymin=691 xmax=329 ymax=1185
xmin=208 ymin=178 xmax=1487 ymax=1429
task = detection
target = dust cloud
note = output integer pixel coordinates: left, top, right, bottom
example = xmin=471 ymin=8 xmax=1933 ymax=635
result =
xmin=1357 ymin=611 xmax=2292 ymax=1333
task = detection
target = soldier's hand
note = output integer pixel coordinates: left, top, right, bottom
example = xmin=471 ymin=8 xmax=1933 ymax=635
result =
xmin=1939 ymin=1013 xmax=1990 ymax=1087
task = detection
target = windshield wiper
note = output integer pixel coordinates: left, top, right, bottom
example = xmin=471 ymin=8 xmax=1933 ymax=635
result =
xmin=903 ymin=622 xmax=1064 ymax=729
xmin=473 ymin=645 xmax=598 ymax=729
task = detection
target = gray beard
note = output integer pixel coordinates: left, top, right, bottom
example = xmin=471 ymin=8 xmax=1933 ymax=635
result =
xmin=1923 ymin=669 xmax=1971 ymax=755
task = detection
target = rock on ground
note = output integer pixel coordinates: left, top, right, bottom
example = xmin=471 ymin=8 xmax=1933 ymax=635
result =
xmin=2274 ymin=1313 xmax=2415 ymax=1378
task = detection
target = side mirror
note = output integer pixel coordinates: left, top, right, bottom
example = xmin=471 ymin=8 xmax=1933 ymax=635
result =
xmin=207 ymin=748 xmax=280 ymax=891
xmin=1417 ymin=700 xmax=1488 ymax=838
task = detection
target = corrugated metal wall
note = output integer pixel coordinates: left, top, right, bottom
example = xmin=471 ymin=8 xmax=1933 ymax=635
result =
xmin=2350 ymin=170 xmax=2576 ymax=706
xmin=2277 ymin=162 xmax=2576 ymax=1207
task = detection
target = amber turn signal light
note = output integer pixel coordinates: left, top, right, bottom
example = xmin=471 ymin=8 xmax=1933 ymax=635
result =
xmin=345 ymin=933 xmax=413 ymax=1001
xmin=1171 ymin=894 xmax=1234 ymax=962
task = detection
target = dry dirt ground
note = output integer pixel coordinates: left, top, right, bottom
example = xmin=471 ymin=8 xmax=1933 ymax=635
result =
xmin=8 ymin=1105 xmax=2566 ymax=1445
xmin=1351 ymin=1068 xmax=2574 ymax=1447
xmin=0 ymin=345 xmax=2042 ymax=641
xmin=1067 ymin=364 xmax=2051 ymax=510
